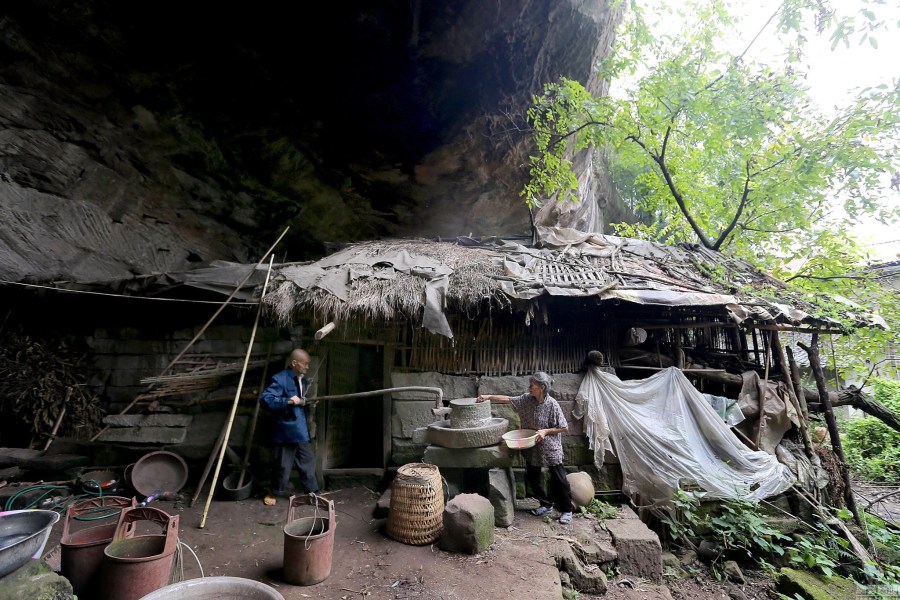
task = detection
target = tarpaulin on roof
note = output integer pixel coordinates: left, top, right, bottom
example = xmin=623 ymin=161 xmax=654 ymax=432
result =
xmin=573 ymin=366 xmax=795 ymax=510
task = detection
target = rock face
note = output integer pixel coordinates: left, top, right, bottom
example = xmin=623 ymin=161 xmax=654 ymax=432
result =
xmin=0 ymin=1 xmax=621 ymax=285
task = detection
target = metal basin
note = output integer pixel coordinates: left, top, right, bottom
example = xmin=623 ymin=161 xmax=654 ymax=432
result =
xmin=0 ymin=510 xmax=61 ymax=578
xmin=137 ymin=576 xmax=285 ymax=599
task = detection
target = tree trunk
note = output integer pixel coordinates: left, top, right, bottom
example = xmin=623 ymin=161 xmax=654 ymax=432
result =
xmin=799 ymin=334 xmax=861 ymax=525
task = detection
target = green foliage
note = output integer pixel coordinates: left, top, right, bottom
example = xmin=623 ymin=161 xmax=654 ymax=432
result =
xmin=786 ymin=521 xmax=848 ymax=577
xmin=842 ymin=379 xmax=900 ymax=482
xmin=578 ymin=498 xmax=619 ymax=522
xmin=664 ymin=490 xmax=900 ymax=594
xmin=659 ymin=489 xmax=791 ymax=565
xmin=0 ymin=328 xmax=104 ymax=447
xmin=524 ymin=0 xmax=900 ymax=377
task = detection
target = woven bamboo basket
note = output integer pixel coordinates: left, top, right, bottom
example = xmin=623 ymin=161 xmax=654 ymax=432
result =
xmin=386 ymin=463 xmax=444 ymax=545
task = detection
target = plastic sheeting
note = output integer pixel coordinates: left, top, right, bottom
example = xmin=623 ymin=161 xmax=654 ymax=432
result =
xmin=574 ymin=366 xmax=794 ymax=510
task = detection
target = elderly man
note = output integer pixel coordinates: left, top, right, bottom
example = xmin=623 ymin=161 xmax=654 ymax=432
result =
xmin=477 ymin=371 xmax=574 ymax=524
xmin=260 ymin=348 xmax=319 ymax=502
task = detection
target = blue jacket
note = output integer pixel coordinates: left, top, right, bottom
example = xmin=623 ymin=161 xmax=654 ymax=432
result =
xmin=260 ymin=368 xmax=310 ymax=443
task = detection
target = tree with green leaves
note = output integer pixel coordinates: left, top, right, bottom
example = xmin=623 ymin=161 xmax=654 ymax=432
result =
xmin=524 ymin=0 xmax=900 ymax=378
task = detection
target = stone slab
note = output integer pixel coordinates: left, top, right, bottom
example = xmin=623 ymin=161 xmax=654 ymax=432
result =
xmin=423 ymin=444 xmax=513 ymax=469
xmin=555 ymin=543 xmax=608 ymax=594
xmin=392 ymin=399 xmax=442 ymax=438
xmin=95 ymin=426 xmax=188 ymax=444
xmin=102 ymin=414 xmax=193 ymax=427
xmin=606 ymin=515 xmax=663 ymax=582
xmin=390 ymin=372 xmax=477 ymax=399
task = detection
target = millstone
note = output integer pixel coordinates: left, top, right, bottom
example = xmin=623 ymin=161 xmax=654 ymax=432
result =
xmin=426 ymin=417 xmax=509 ymax=449
xmin=448 ymin=398 xmax=492 ymax=429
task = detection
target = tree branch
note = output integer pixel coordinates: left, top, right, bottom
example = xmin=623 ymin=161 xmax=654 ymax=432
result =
xmin=626 ymin=131 xmax=715 ymax=249
xmin=713 ymin=160 xmax=752 ymax=249
xmin=784 ymin=274 xmax=866 ymax=283
xmin=547 ymin=120 xmax=612 ymax=151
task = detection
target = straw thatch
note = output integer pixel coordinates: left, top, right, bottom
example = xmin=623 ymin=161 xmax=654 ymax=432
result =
xmin=259 ymin=232 xmax=858 ymax=334
xmin=263 ymin=239 xmax=507 ymax=327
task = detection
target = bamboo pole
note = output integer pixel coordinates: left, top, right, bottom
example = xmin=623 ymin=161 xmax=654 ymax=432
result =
xmin=199 ymin=255 xmax=275 ymax=529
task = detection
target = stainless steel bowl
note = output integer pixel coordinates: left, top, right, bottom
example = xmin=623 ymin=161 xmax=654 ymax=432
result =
xmin=0 ymin=510 xmax=60 ymax=578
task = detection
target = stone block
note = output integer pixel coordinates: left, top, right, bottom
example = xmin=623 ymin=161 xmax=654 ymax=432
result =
xmin=423 ymin=445 xmax=513 ymax=469
xmin=489 ymin=467 xmax=515 ymax=527
xmin=374 ymin=488 xmax=391 ymax=519
xmin=573 ymin=531 xmax=618 ymax=565
xmin=390 ymin=372 xmax=476 ymax=399
xmin=562 ymin=436 xmax=593 ymax=466
xmin=411 ymin=425 xmax=429 ymax=444
xmin=477 ymin=375 xmax=530 ymax=397
xmin=490 ymin=403 xmax=521 ymax=428
xmin=390 ymin=438 xmax=427 ymax=466
xmin=392 ymin=400 xmax=442 ymax=438
xmin=776 ymin=567 xmax=859 ymax=600
xmin=96 ymin=426 xmax=188 ymax=444
xmin=103 ymin=414 xmax=193 ymax=427
xmin=555 ymin=543 xmax=608 ymax=595
xmin=606 ymin=515 xmax=663 ymax=582
xmin=552 ymin=373 xmax=584 ymax=402
xmin=0 ymin=559 xmax=72 ymax=600
xmin=440 ymin=493 xmax=494 ymax=554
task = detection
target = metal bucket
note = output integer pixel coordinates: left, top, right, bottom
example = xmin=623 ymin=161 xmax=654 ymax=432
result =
xmin=61 ymin=496 xmax=136 ymax=599
xmin=100 ymin=506 xmax=180 ymax=600
xmin=283 ymin=494 xmax=335 ymax=586
xmin=136 ymin=576 xmax=285 ymax=599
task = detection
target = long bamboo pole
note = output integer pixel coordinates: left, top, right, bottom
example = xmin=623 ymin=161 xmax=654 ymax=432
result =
xmin=199 ymin=255 xmax=275 ymax=528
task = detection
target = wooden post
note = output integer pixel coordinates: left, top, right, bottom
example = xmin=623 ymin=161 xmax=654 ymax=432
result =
xmin=755 ymin=331 xmax=773 ymax=448
xmin=799 ymin=333 xmax=861 ymax=525
xmin=785 ymin=347 xmax=812 ymax=425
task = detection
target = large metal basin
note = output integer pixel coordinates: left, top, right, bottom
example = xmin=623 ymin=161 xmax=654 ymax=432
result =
xmin=0 ymin=510 xmax=60 ymax=578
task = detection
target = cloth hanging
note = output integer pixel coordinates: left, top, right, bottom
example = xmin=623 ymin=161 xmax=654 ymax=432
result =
xmin=574 ymin=366 xmax=794 ymax=511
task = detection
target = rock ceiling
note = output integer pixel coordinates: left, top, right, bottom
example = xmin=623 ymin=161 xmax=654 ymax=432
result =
xmin=0 ymin=0 xmax=620 ymax=286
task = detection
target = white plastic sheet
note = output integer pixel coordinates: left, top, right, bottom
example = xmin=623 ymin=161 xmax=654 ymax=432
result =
xmin=574 ymin=366 xmax=795 ymax=510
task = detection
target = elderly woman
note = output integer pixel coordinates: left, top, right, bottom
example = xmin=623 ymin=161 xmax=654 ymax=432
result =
xmin=477 ymin=371 xmax=574 ymax=524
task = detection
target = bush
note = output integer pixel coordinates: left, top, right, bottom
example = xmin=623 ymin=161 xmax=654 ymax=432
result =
xmin=842 ymin=379 xmax=900 ymax=482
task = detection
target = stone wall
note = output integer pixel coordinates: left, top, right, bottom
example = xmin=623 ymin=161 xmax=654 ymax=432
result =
xmin=87 ymin=324 xmax=294 ymax=408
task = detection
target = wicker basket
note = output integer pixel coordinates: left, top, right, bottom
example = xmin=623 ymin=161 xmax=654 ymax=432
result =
xmin=386 ymin=463 xmax=444 ymax=545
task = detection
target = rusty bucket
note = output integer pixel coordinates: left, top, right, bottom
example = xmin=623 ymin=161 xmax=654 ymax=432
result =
xmin=60 ymin=495 xmax=136 ymax=599
xmin=99 ymin=506 xmax=180 ymax=600
xmin=283 ymin=494 xmax=335 ymax=586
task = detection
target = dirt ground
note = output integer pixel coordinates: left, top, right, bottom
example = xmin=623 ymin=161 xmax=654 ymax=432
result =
xmin=42 ymin=485 xmax=782 ymax=600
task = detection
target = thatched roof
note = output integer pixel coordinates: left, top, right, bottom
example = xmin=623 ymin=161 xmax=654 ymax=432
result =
xmin=260 ymin=227 xmax=847 ymax=338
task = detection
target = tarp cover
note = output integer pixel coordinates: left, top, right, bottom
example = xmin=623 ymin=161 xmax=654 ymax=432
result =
xmin=574 ymin=366 xmax=794 ymax=510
